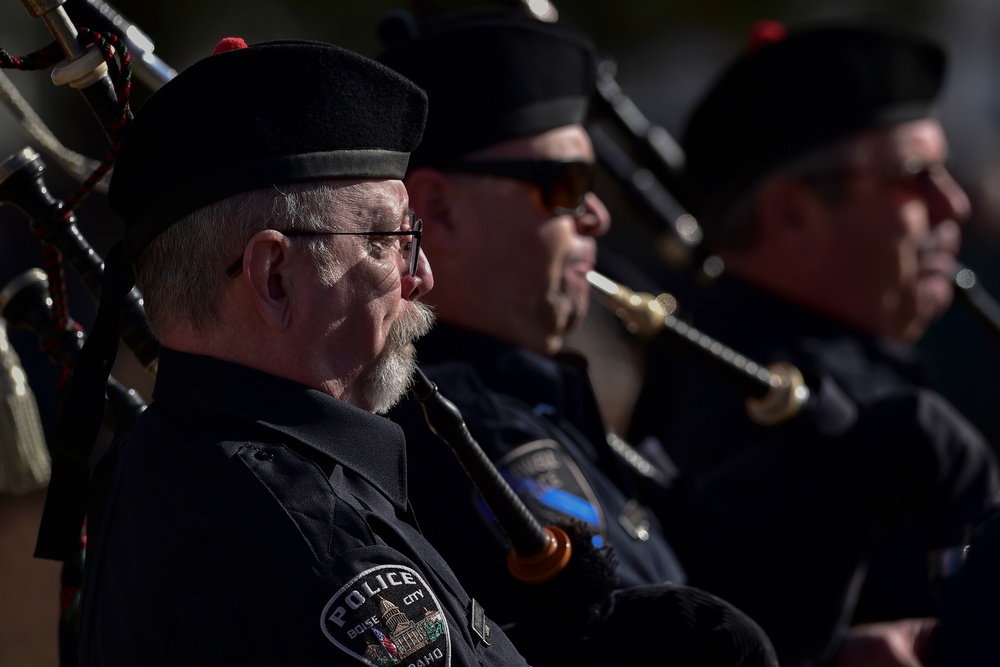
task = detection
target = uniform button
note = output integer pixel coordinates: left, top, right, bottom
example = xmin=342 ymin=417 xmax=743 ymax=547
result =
xmin=254 ymin=450 xmax=273 ymax=461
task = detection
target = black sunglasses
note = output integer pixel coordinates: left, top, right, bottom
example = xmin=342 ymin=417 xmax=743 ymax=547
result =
xmin=226 ymin=214 xmax=422 ymax=278
xmin=443 ymin=159 xmax=594 ymax=216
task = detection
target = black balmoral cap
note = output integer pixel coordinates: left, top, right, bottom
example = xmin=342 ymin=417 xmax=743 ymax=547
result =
xmin=681 ymin=20 xmax=946 ymax=219
xmin=375 ymin=9 xmax=597 ymax=168
xmin=109 ymin=38 xmax=428 ymax=254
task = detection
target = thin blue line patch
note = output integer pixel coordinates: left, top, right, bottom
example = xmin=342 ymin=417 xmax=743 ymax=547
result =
xmin=493 ymin=439 xmax=606 ymax=536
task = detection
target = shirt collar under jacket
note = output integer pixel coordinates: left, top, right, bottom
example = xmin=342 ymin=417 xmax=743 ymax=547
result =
xmin=151 ymin=347 xmax=409 ymax=510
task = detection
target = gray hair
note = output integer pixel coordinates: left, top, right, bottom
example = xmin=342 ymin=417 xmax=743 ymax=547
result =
xmin=701 ymin=134 xmax=865 ymax=252
xmin=135 ymin=181 xmax=367 ymax=338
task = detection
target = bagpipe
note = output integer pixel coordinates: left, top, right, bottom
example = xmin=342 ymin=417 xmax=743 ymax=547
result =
xmin=585 ymin=269 xmax=810 ymax=427
xmin=0 ymin=265 xmax=146 ymax=437
xmin=1 ymin=0 xmax=170 ymax=563
xmin=0 ymin=0 xmax=152 ymax=499
xmin=0 ymin=2 xmax=162 ymax=661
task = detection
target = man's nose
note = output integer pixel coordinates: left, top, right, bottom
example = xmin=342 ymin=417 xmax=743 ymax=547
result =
xmin=403 ymin=248 xmax=433 ymax=301
xmin=574 ymin=191 xmax=612 ymax=238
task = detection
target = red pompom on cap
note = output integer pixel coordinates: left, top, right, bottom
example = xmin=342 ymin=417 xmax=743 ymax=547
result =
xmin=213 ymin=37 xmax=248 ymax=55
xmin=746 ymin=20 xmax=787 ymax=52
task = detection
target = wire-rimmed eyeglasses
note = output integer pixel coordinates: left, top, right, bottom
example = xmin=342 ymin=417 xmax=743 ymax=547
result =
xmin=226 ymin=213 xmax=423 ymax=278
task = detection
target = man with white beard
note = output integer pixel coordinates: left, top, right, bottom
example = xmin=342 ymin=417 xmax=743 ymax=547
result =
xmin=62 ymin=36 xmax=530 ymax=666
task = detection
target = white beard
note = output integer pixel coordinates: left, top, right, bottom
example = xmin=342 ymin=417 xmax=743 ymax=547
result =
xmin=363 ymin=300 xmax=436 ymax=414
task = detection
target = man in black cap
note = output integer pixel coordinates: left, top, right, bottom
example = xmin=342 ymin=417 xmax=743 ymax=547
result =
xmin=628 ymin=19 xmax=1000 ymax=667
xmin=378 ymin=9 xmax=776 ymax=666
xmin=71 ymin=37 xmax=529 ymax=665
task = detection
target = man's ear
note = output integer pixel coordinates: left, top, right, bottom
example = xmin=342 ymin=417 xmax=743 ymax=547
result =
xmin=242 ymin=229 xmax=293 ymax=330
xmin=406 ymin=167 xmax=461 ymax=255
xmin=755 ymin=176 xmax=831 ymax=250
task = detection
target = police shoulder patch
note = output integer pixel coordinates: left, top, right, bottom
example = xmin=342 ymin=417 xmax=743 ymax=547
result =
xmin=321 ymin=564 xmax=451 ymax=667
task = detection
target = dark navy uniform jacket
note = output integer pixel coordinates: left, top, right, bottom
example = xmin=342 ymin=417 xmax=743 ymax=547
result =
xmin=79 ymin=348 xmax=528 ymax=667
xmin=930 ymin=510 xmax=1000 ymax=666
xmin=389 ymin=323 xmax=685 ymax=604
xmin=629 ymin=274 xmax=1000 ymax=667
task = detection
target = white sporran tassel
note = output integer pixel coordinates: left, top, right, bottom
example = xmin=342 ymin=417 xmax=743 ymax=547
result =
xmin=0 ymin=316 xmax=50 ymax=494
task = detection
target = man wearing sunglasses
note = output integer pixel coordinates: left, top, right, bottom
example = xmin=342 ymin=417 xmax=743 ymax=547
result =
xmin=377 ymin=9 xmax=777 ymax=667
xmin=628 ymin=20 xmax=1000 ymax=667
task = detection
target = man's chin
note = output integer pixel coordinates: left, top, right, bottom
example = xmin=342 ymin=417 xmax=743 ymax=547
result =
xmin=364 ymin=302 xmax=436 ymax=414
xmin=557 ymin=278 xmax=591 ymax=327
xmin=918 ymin=275 xmax=956 ymax=319
xmin=897 ymin=278 xmax=955 ymax=342
xmin=552 ymin=301 xmax=588 ymax=345
xmin=364 ymin=345 xmax=418 ymax=415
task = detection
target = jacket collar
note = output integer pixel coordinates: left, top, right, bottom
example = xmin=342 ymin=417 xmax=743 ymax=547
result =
xmin=151 ymin=347 xmax=409 ymax=510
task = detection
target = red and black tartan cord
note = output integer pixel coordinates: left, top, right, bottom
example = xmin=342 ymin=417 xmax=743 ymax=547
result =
xmin=1 ymin=27 xmax=132 ymax=666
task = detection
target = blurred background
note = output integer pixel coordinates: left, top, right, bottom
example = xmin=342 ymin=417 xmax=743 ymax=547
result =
xmin=1 ymin=0 xmax=999 ymax=664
